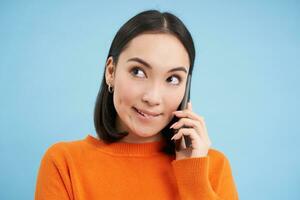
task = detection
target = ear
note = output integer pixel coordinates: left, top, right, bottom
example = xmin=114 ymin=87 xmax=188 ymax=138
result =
xmin=105 ymin=56 xmax=115 ymax=86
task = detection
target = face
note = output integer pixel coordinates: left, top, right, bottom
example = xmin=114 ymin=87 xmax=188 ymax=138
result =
xmin=105 ymin=33 xmax=190 ymax=143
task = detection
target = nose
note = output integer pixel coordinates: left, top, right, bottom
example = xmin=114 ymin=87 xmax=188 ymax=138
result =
xmin=142 ymin=84 xmax=162 ymax=106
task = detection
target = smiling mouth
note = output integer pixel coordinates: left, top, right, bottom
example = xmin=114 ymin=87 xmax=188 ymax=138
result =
xmin=133 ymin=107 xmax=161 ymax=118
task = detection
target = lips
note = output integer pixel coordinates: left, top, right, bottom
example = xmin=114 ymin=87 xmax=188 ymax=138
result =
xmin=133 ymin=107 xmax=161 ymax=117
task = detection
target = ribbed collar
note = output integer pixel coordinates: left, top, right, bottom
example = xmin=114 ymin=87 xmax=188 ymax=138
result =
xmin=85 ymin=134 xmax=167 ymax=156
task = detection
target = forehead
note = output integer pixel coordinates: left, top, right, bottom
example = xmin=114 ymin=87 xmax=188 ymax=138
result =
xmin=119 ymin=33 xmax=190 ymax=70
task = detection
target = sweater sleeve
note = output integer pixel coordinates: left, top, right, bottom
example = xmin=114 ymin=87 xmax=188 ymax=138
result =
xmin=35 ymin=143 xmax=73 ymax=200
xmin=171 ymin=151 xmax=239 ymax=200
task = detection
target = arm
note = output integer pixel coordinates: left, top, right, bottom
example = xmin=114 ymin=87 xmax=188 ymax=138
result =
xmin=35 ymin=144 xmax=73 ymax=200
xmin=172 ymin=155 xmax=238 ymax=200
xmin=171 ymin=102 xmax=238 ymax=199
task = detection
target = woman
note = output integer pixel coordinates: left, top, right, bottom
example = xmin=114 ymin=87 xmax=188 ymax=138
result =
xmin=35 ymin=10 xmax=239 ymax=200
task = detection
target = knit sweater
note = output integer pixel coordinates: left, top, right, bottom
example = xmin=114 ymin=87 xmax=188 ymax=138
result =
xmin=35 ymin=134 xmax=239 ymax=200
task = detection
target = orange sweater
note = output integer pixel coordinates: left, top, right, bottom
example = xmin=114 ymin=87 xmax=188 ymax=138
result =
xmin=35 ymin=134 xmax=238 ymax=200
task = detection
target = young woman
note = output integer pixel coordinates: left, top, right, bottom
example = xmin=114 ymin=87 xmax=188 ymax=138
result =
xmin=35 ymin=10 xmax=239 ymax=200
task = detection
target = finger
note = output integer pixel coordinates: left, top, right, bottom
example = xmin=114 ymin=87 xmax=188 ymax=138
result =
xmin=171 ymin=128 xmax=197 ymax=140
xmin=172 ymin=128 xmax=203 ymax=147
xmin=172 ymin=115 xmax=211 ymax=146
xmin=176 ymin=119 xmax=208 ymax=143
xmin=196 ymin=122 xmax=211 ymax=147
xmin=175 ymin=128 xmax=211 ymax=148
xmin=173 ymin=110 xmax=205 ymax=122
xmin=170 ymin=117 xmax=200 ymax=130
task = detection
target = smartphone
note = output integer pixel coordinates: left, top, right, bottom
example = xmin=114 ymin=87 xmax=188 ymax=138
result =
xmin=173 ymin=74 xmax=192 ymax=151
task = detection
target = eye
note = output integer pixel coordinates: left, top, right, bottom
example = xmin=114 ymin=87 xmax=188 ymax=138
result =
xmin=167 ymin=75 xmax=181 ymax=85
xmin=130 ymin=67 xmax=146 ymax=78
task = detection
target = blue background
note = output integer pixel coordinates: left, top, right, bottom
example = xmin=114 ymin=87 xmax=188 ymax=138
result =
xmin=1 ymin=1 xmax=299 ymax=199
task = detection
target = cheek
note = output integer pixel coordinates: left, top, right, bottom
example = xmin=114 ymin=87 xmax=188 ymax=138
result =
xmin=164 ymin=88 xmax=185 ymax=117
xmin=113 ymin=76 xmax=140 ymax=112
xmin=169 ymin=92 xmax=184 ymax=109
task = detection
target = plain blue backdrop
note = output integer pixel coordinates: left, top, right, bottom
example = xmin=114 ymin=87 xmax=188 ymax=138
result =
xmin=1 ymin=1 xmax=299 ymax=199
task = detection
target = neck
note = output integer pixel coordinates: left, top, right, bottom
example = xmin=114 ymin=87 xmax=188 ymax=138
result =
xmin=115 ymin=116 xmax=163 ymax=143
xmin=119 ymin=132 xmax=163 ymax=143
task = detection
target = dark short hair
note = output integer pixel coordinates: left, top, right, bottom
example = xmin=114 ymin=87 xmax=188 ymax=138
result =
xmin=93 ymin=9 xmax=196 ymax=155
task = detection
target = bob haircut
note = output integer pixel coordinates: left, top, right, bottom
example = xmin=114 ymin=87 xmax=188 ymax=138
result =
xmin=94 ymin=9 xmax=196 ymax=155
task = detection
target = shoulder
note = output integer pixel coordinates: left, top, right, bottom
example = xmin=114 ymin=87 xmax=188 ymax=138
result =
xmin=40 ymin=137 xmax=88 ymax=163
xmin=207 ymin=148 xmax=233 ymax=172
xmin=208 ymin=148 xmax=228 ymax=161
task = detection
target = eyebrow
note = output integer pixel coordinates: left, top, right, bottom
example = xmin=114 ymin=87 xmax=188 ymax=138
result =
xmin=127 ymin=57 xmax=188 ymax=74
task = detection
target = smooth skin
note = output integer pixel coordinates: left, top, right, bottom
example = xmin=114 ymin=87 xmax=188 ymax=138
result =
xmin=105 ymin=33 xmax=211 ymax=160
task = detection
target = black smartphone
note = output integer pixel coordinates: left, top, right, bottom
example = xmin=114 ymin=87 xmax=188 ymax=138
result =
xmin=173 ymin=74 xmax=192 ymax=151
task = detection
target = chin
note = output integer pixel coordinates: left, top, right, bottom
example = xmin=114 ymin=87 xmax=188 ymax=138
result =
xmin=132 ymin=128 xmax=159 ymax=137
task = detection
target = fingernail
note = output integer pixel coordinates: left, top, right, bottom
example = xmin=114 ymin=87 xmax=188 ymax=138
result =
xmin=173 ymin=110 xmax=183 ymax=113
xmin=170 ymin=123 xmax=177 ymax=129
xmin=172 ymin=134 xmax=181 ymax=140
xmin=174 ymin=111 xmax=183 ymax=115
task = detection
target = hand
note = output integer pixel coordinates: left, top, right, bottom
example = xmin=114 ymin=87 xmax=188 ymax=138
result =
xmin=170 ymin=101 xmax=212 ymax=160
